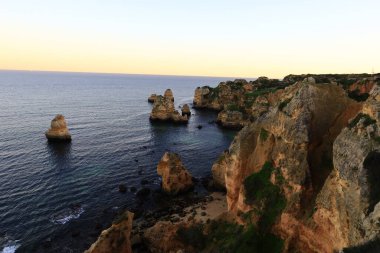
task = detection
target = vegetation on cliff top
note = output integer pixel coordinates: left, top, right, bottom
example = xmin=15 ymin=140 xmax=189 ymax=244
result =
xmin=177 ymin=220 xmax=283 ymax=253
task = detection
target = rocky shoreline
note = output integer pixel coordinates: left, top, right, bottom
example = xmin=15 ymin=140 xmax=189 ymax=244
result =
xmin=86 ymin=73 xmax=380 ymax=253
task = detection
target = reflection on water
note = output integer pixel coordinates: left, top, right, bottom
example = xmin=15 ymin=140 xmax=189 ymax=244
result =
xmin=46 ymin=142 xmax=72 ymax=168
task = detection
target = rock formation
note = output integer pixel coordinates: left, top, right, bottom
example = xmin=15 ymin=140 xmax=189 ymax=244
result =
xmin=148 ymin=94 xmax=157 ymax=103
xmin=143 ymin=221 xmax=187 ymax=253
xmin=85 ymin=211 xmax=133 ymax=253
xmin=150 ymin=95 xmax=188 ymax=123
xmin=157 ymin=152 xmax=193 ymax=194
xmin=216 ymin=110 xmax=246 ymax=129
xmin=164 ymin=89 xmax=174 ymax=101
xmin=45 ymin=114 xmax=72 ymax=142
xmin=211 ymin=81 xmax=371 ymax=252
xmin=181 ymin=104 xmax=191 ymax=116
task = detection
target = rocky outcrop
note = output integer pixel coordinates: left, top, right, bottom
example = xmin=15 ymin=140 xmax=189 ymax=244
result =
xmin=181 ymin=104 xmax=191 ymax=116
xmin=157 ymin=152 xmax=193 ymax=195
xmin=150 ymin=95 xmax=188 ymax=123
xmin=45 ymin=114 xmax=71 ymax=142
xmin=85 ymin=211 xmax=133 ymax=253
xmin=143 ymin=221 xmax=188 ymax=253
xmin=216 ymin=110 xmax=247 ymax=129
xmin=213 ymin=79 xmax=370 ymax=252
xmin=164 ymin=89 xmax=174 ymax=101
xmin=148 ymin=94 xmax=157 ymax=103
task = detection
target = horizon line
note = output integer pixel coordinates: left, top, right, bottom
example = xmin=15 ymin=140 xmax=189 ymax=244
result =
xmin=0 ymin=68 xmax=257 ymax=80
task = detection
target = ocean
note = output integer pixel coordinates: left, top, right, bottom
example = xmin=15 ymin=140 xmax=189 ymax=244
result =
xmin=0 ymin=70 xmax=238 ymax=253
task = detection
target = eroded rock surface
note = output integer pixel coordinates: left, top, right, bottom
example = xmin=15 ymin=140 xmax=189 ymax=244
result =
xmin=45 ymin=114 xmax=71 ymax=142
xmin=157 ymin=152 xmax=193 ymax=195
xmin=85 ymin=211 xmax=133 ymax=253
xmin=150 ymin=95 xmax=188 ymax=123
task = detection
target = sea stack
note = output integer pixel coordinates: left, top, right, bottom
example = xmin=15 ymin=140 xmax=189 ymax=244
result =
xmin=150 ymin=95 xmax=188 ymax=123
xmin=181 ymin=104 xmax=191 ymax=116
xmin=45 ymin=114 xmax=71 ymax=142
xmin=157 ymin=152 xmax=193 ymax=195
xmin=164 ymin=89 xmax=174 ymax=101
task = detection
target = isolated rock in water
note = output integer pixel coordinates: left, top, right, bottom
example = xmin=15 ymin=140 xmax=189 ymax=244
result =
xmin=150 ymin=95 xmax=188 ymax=123
xmin=85 ymin=211 xmax=134 ymax=253
xmin=157 ymin=152 xmax=193 ymax=194
xmin=148 ymin=94 xmax=157 ymax=103
xmin=45 ymin=114 xmax=71 ymax=142
xmin=164 ymin=89 xmax=174 ymax=101
xmin=181 ymin=104 xmax=191 ymax=116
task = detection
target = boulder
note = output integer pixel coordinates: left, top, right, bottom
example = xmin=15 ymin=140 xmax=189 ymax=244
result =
xmin=45 ymin=114 xmax=71 ymax=142
xmin=181 ymin=104 xmax=191 ymax=116
xmin=85 ymin=211 xmax=134 ymax=253
xmin=148 ymin=94 xmax=157 ymax=103
xmin=157 ymin=152 xmax=193 ymax=195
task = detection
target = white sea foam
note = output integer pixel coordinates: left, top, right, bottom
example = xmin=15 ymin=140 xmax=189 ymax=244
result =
xmin=51 ymin=207 xmax=84 ymax=225
xmin=1 ymin=242 xmax=20 ymax=253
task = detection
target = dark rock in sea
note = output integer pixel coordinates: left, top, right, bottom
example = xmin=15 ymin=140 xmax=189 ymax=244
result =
xmin=143 ymin=146 xmax=147 ymax=149
xmin=119 ymin=184 xmax=127 ymax=193
xmin=134 ymin=159 xmax=139 ymax=163
xmin=197 ymin=125 xmax=203 ymax=129
xmin=71 ymin=230 xmax=81 ymax=237
xmin=140 ymin=179 xmax=149 ymax=185
xmin=130 ymin=187 xmax=137 ymax=193
xmin=136 ymin=188 xmax=151 ymax=198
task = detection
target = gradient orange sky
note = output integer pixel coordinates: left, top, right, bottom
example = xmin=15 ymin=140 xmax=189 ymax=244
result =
xmin=1 ymin=0 xmax=379 ymax=78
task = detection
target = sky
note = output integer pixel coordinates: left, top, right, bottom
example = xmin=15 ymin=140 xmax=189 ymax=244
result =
xmin=0 ymin=0 xmax=379 ymax=78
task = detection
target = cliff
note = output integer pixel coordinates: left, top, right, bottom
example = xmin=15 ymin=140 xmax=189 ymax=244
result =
xmin=85 ymin=211 xmax=134 ymax=253
xmin=211 ymin=81 xmax=380 ymax=252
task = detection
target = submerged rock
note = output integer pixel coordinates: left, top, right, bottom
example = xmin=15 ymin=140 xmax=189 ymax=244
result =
xmin=157 ymin=152 xmax=193 ymax=195
xmin=45 ymin=114 xmax=71 ymax=142
xmin=85 ymin=211 xmax=133 ymax=253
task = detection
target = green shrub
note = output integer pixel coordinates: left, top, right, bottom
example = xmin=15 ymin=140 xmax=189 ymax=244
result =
xmin=348 ymin=89 xmax=370 ymax=102
xmin=177 ymin=224 xmax=206 ymax=250
xmin=278 ymin=98 xmax=291 ymax=111
xmin=243 ymin=162 xmax=286 ymax=232
xmin=227 ymin=103 xmax=241 ymax=112
xmin=259 ymin=128 xmax=269 ymax=142
xmin=348 ymin=113 xmax=376 ymax=128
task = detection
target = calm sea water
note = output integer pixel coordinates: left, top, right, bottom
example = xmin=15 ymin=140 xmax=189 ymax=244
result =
xmin=0 ymin=70 xmax=238 ymax=253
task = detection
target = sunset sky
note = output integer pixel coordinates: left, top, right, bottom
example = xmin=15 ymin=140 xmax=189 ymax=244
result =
xmin=1 ymin=0 xmax=379 ymax=78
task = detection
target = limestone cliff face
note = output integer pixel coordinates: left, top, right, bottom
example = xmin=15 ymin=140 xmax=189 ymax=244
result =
xmin=45 ymin=114 xmax=71 ymax=141
xmin=216 ymin=110 xmax=247 ymax=129
xmin=212 ymin=81 xmax=365 ymax=252
xmin=157 ymin=152 xmax=193 ymax=195
xmin=306 ymin=85 xmax=380 ymax=251
xmin=85 ymin=211 xmax=134 ymax=253
xmin=150 ymin=95 xmax=188 ymax=123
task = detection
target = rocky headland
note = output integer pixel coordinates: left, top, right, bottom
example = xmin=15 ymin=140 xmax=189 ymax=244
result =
xmin=45 ymin=114 xmax=72 ymax=142
xmin=88 ymin=73 xmax=380 ymax=253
